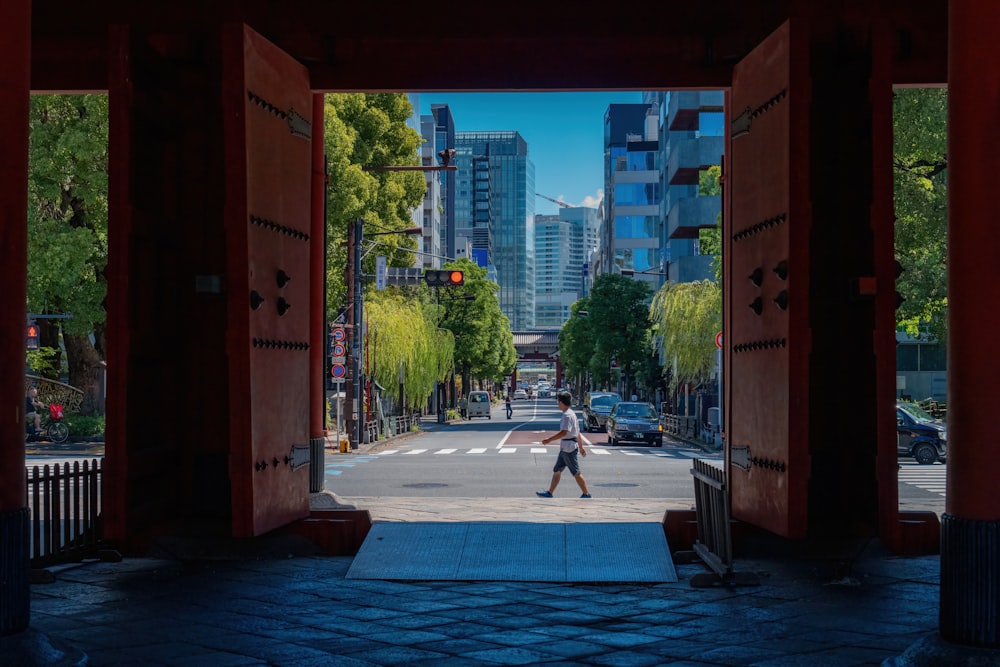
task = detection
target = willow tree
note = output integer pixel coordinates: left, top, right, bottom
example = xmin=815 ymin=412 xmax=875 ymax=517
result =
xmin=649 ymin=279 xmax=721 ymax=391
xmin=364 ymin=290 xmax=453 ymax=410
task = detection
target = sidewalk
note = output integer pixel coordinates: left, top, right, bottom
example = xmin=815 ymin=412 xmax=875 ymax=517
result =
xmin=15 ymin=528 xmax=960 ymax=666
xmin=10 ymin=418 xmax=983 ymax=666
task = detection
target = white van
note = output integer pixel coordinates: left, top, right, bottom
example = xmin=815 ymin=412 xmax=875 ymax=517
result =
xmin=466 ymin=391 xmax=492 ymax=419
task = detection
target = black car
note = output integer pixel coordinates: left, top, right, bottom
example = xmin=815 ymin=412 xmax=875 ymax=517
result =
xmin=605 ymin=402 xmax=663 ymax=446
xmin=897 ymin=402 xmax=947 ymax=465
xmin=582 ymin=392 xmax=621 ymax=432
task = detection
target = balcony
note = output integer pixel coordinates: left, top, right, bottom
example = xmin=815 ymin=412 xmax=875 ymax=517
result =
xmin=667 ymin=91 xmax=725 ymax=131
xmin=667 ymin=136 xmax=724 ymax=185
xmin=667 ymin=195 xmax=721 ymax=239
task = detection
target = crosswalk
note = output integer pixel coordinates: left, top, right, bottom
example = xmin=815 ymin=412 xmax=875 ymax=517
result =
xmin=372 ymin=446 xmax=717 ymax=460
xmin=898 ymin=461 xmax=947 ymax=497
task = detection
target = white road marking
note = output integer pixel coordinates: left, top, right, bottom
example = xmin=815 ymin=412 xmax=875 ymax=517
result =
xmin=403 ymin=449 xmax=427 ymax=455
xmin=499 ymin=448 xmax=516 ymax=454
xmin=530 ymin=448 xmax=548 ymax=454
xmin=435 ymin=449 xmax=457 ymax=454
xmin=467 ymin=448 xmax=487 ymax=454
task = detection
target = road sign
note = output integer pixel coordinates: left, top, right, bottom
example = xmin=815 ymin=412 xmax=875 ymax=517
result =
xmin=331 ymin=364 xmax=347 ymax=379
xmin=331 ymin=343 xmax=346 ymax=358
xmin=331 ymin=327 xmax=345 ymax=342
xmin=715 ymin=331 xmax=723 ymax=349
xmin=376 ymin=255 xmax=387 ymax=290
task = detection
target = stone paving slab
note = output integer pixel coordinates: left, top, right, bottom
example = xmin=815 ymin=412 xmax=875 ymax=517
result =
xmin=345 ymin=521 xmax=678 ymax=583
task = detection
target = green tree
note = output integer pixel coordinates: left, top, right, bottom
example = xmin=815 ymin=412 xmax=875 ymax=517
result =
xmin=323 ymin=93 xmax=426 ymax=317
xmin=649 ymin=279 xmax=721 ymax=391
xmin=584 ymin=274 xmax=653 ymax=391
xmin=698 ymin=165 xmax=723 ymax=282
xmin=27 ymin=94 xmax=109 ymax=414
xmin=364 ymin=290 xmax=453 ymax=410
xmin=893 ymin=87 xmax=948 ymax=344
xmin=436 ymin=258 xmax=516 ymax=390
xmin=558 ymin=299 xmax=595 ymax=392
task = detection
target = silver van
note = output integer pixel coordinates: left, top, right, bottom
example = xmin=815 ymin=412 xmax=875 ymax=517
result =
xmin=466 ymin=391 xmax=492 ymax=419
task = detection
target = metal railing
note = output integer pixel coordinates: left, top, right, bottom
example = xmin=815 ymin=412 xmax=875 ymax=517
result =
xmin=690 ymin=458 xmax=733 ymax=579
xmin=25 ymin=459 xmax=103 ymax=566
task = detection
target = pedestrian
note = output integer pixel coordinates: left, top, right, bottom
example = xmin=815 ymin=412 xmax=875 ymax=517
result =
xmin=536 ymin=391 xmax=591 ymax=498
xmin=25 ymin=387 xmax=44 ymax=434
xmin=505 ymin=393 xmax=512 ymax=419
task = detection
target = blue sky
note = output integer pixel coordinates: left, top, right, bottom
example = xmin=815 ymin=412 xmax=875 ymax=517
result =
xmin=415 ymin=92 xmax=643 ymax=216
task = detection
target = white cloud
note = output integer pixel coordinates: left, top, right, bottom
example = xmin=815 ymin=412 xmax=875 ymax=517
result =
xmin=580 ymin=189 xmax=604 ymax=209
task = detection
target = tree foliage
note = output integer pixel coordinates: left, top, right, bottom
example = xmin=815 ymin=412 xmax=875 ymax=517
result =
xmin=579 ymin=275 xmax=653 ymax=389
xmin=435 ymin=258 xmax=516 ymax=387
xmin=323 ymin=93 xmax=427 ymax=316
xmin=649 ymin=279 xmax=721 ymax=390
xmin=27 ymin=94 xmax=109 ymax=412
xmin=893 ymin=87 xmax=948 ymax=343
xmin=364 ymin=290 xmax=453 ymax=408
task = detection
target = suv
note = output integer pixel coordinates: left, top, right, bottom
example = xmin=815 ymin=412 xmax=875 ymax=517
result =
xmin=582 ymin=392 xmax=622 ymax=432
xmin=897 ymin=402 xmax=946 ymax=464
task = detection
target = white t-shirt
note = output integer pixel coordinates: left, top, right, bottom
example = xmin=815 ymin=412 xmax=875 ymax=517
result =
xmin=559 ymin=409 xmax=580 ymax=452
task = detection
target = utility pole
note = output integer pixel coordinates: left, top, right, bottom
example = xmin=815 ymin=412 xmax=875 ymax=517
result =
xmin=351 ymin=217 xmax=364 ymax=449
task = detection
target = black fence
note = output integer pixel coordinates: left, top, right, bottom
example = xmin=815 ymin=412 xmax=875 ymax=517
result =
xmin=25 ymin=459 xmax=103 ymax=566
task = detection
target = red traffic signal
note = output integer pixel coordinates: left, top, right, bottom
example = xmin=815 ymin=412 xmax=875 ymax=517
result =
xmin=26 ymin=324 xmax=40 ymax=350
xmin=424 ymin=269 xmax=464 ymax=287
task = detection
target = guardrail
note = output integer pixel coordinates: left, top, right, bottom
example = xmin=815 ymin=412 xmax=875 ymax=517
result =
xmin=26 ymin=459 xmax=103 ymax=566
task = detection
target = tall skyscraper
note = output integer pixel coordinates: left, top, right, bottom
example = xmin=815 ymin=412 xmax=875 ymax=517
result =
xmin=418 ymin=113 xmax=443 ymax=269
xmin=657 ymin=91 xmax=724 ymax=284
xmin=603 ymin=102 xmax=662 ymax=287
xmin=454 ymin=131 xmax=535 ymax=330
xmin=431 ymin=104 xmax=457 ymax=260
xmin=534 ymin=206 xmax=599 ymax=328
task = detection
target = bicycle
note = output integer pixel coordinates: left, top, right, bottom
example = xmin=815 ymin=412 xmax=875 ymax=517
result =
xmin=26 ymin=403 xmax=70 ymax=444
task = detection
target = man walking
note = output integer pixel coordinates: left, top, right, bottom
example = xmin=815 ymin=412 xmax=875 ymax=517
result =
xmin=536 ymin=391 xmax=591 ymax=498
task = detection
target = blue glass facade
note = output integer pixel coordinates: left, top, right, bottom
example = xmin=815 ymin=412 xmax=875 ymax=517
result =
xmin=455 ymin=131 xmax=535 ymax=330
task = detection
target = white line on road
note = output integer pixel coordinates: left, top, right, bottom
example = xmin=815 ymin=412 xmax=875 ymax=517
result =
xmin=467 ymin=448 xmax=487 ymax=454
xmin=403 ymin=449 xmax=427 ymax=455
xmin=435 ymin=449 xmax=457 ymax=454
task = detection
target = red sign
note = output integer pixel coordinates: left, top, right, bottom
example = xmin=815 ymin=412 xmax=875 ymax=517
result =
xmin=330 ymin=364 xmax=347 ymax=379
xmin=715 ymin=331 xmax=723 ymax=349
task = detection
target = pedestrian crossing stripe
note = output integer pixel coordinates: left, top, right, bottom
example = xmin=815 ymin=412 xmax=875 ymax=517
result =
xmin=467 ymin=448 xmax=487 ymax=454
xmin=403 ymin=449 xmax=426 ymax=455
xmin=436 ymin=449 xmax=457 ymax=454
xmin=530 ymin=448 xmax=547 ymax=453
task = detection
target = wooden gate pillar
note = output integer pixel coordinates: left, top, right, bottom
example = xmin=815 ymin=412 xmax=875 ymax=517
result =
xmin=726 ymin=15 xmax=897 ymax=546
xmin=0 ymin=0 xmax=31 ymax=637
xmin=940 ymin=0 xmax=1000 ymax=648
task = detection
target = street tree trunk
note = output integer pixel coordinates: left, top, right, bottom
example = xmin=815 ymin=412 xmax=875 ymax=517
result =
xmin=64 ymin=330 xmax=103 ymax=415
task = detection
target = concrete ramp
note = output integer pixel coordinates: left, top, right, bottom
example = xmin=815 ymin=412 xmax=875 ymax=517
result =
xmin=345 ymin=522 xmax=678 ymax=583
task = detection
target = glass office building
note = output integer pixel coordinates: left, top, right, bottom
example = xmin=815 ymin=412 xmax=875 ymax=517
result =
xmin=454 ymin=131 xmax=536 ymax=330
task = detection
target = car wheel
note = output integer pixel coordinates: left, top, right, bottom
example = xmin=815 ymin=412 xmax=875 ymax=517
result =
xmin=913 ymin=443 xmax=938 ymax=465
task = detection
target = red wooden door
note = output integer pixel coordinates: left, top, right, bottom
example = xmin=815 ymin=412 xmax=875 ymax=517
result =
xmin=223 ymin=25 xmax=313 ymax=537
xmin=725 ymin=20 xmax=811 ymax=539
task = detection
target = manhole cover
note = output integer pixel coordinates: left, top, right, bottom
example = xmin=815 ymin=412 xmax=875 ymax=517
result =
xmin=594 ymin=482 xmax=640 ymax=488
xmin=401 ymin=483 xmax=450 ymax=489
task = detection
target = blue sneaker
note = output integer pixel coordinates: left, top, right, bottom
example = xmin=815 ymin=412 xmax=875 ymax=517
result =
xmin=580 ymin=494 xmax=592 ymax=499
xmin=536 ymin=490 xmax=553 ymax=498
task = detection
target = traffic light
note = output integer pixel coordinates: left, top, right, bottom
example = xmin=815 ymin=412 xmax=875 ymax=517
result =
xmin=424 ymin=270 xmax=464 ymax=287
xmin=26 ymin=324 xmax=40 ymax=350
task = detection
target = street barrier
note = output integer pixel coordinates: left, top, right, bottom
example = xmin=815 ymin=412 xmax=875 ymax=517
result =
xmin=26 ymin=458 xmax=103 ymax=566
xmin=690 ymin=458 xmax=733 ymax=579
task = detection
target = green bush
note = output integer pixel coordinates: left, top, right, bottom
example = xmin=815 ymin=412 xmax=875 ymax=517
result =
xmin=65 ymin=413 xmax=105 ymax=438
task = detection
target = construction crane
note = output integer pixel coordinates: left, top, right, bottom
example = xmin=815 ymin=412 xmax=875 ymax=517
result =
xmin=535 ymin=193 xmax=572 ymax=209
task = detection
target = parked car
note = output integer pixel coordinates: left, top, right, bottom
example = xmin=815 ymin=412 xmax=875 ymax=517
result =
xmin=466 ymin=390 xmax=492 ymax=419
xmin=513 ymin=389 xmax=528 ymax=400
xmin=582 ymin=392 xmax=622 ymax=432
xmin=605 ymin=402 xmax=663 ymax=446
xmin=897 ymin=401 xmax=946 ymax=464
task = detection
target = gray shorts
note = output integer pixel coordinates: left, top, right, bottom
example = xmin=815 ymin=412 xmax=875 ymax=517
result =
xmin=553 ymin=450 xmax=581 ymax=476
